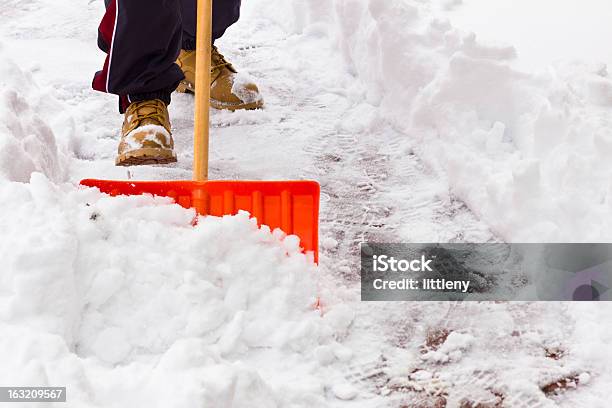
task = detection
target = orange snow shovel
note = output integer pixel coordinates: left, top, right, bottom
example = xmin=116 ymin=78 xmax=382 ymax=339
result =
xmin=81 ymin=0 xmax=320 ymax=261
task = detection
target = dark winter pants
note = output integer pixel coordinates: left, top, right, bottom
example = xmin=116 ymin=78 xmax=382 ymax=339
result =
xmin=92 ymin=0 xmax=241 ymax=112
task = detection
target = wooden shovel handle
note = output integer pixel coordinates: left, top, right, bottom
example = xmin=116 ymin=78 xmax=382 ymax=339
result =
xmin=193 ymin=0 xmax=212 ymax=181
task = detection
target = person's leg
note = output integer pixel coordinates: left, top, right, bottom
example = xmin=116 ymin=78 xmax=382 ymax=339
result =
xmin=181 ymin=0 xmax=242 ymax=50
xmin=93 ymin=0 xmax=181 ymax=166
xmin=176 ymin=0 xmax=263 ymax=110
xmin=93 ymin=0 xmax=185 ymax=113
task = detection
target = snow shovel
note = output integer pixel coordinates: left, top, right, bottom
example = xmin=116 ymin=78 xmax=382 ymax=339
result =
xmin=81 ymin=0 xmax=320 ymax=261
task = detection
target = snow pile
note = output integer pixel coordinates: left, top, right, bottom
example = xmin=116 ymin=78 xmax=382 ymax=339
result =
xmin=258 ymin=0 xmax=612 ymax=241
xmin=0 ymin=44 xmax=70 ymax=183
xmin=0 ymin=174 xmax=352 ymax=407
xmin=233 ymin=4 xmax=612 ymax=403
xmin=0 ymin=24 xmax=359 ymax=407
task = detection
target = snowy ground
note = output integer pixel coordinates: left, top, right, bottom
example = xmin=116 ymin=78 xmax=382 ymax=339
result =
xmin=1 ymin=0 xmax=612 ymax=407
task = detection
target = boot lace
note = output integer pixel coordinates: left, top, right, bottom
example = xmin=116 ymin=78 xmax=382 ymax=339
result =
xmin=211 ymin=45 xmax=233 ymax=71
xmin=128 ymin=100 xmax=166 ymax=127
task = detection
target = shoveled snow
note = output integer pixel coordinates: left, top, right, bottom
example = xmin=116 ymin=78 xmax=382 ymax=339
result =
xmin=0 ymin=172 xmax=347 ymax=407
xmin=0 ymin=46 xmax=69 ymax=182
xmin=284 ymin=0 xmax=612 ymax=242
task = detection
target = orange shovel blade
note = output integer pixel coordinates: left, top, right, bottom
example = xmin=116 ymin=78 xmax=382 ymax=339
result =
xmin=80 ymin=179 xmax=320 ymax=261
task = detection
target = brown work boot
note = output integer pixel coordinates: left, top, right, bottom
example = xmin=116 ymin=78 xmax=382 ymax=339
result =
xmin=115 ymin=99 xmax=177 ymax=166
xmin=175 ymin=46 xmax=264 ymax=110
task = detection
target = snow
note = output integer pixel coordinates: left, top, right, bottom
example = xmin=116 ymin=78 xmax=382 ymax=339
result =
xmin=230 ymin=72 xmax=264 ymax=105
xmin=332 ymin=383 xmax=358 ymax=400
xmin=1 ymin=0 xmax=612 ymax=406
xmin=124 ymin=124 xmax=172 ymax=150
xmin=284 ymin=0 xmax=612 ymax=242
xmin=0 ymin=46 xmax=69 ymax=182
xmin=0 ymin=172 xmax=344 ymax=406
xmin=421 ymin=332 xmax=474 ymax=364
xmin=578 ymin=372 xmax=591 ymax=385
xmin=448 ymin=0 xmax=612 ymax=71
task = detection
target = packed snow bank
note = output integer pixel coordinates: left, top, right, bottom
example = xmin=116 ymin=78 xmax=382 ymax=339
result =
xmin=254 ymin=0 xmax=612 ymax=242
xmin=448 ymin=0 xmax=612 ymax=71
xmin=0 ymin=174 xmax=352 ymax=407
xmin=0 ymin=44 xmax=71 ymax=183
